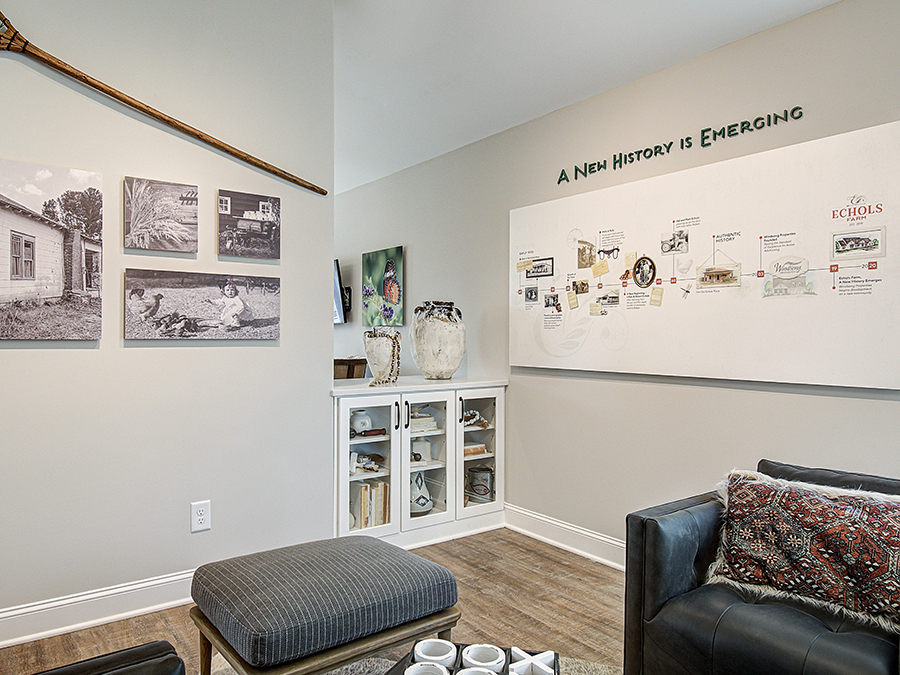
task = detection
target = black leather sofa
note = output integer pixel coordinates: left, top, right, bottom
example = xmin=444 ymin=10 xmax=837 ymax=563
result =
xmin=33 ymin=641 xmax=185 ymax=675
xmin=624 ymin=459 xmax=900 ymax=675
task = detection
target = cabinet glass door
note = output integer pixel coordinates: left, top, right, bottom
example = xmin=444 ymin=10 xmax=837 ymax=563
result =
xmin=456 ymin=387 xmax=504 ymax=518
xmin=400 ymin=390 xmax=456 ymax=530
xmin=336 ymin=394 xmax=401 ymax=536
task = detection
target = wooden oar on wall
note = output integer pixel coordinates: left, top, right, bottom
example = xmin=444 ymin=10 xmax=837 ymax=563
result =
xmin=0 ymin=10 xmax=327 ymax=196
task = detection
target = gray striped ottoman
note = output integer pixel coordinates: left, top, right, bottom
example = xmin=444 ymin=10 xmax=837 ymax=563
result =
xmin=190 ymin=536 xmax=460 ymax=675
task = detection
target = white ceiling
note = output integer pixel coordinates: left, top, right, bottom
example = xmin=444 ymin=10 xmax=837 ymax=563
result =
xmin=333 ymin=0 xmax=841 ymax=194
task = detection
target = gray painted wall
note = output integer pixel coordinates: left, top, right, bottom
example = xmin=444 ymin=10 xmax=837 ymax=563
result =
xmin=1 ymin=0 xmax=334 ymax=612
xmin=336 ymin=0 xmax=900 ymax=558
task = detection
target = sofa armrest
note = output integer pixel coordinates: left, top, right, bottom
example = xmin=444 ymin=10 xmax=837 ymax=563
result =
xmin=624 ymin=492 xmax=722 ymax=675
xmin=33 ymin=641 xmax=185 ymax=675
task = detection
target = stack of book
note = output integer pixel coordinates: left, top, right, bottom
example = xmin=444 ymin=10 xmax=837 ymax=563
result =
xmin=349 ymin=479 xmax=389 ymax=529
xmin=410 ymin=413 xmax=437 ymax=433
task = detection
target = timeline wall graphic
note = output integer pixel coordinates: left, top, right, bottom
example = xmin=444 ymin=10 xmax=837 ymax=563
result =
xmin=509 ymin=120 xmax=900 ymax=389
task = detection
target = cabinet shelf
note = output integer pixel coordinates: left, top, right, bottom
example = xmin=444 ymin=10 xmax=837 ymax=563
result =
xmin=410 ymin=428 xmax=444 ymax=439
xmin=350 ymin=469 xmax=390 ymax=481
xmin=409 ymin=459 xmax=446 ymax=472
xmin=463 ymin=452 xmax=495 ymax=461
xmin=464 ymin=424 xmax=495 ymax=433
xmin=350 ymin=433 xmax=390 ymax=445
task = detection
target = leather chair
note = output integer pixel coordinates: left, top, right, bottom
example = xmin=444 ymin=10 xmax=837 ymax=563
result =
xmin=624 ymin=459 xmax=900 ymax=675
xmin=33 ymin=641 xmax=185 ymax=675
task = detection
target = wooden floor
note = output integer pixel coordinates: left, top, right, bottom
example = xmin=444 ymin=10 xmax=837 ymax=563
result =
xmin=0 ymin=528 xmax=624 ymax=675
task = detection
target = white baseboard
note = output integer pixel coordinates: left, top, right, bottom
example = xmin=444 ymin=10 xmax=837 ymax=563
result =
xmin=503 ymin=503 xmax=626 ymax=571
xmin=0 ymin=570 xmax=193 ymax=648
xmin=0 ymin=508 xmax=622 ymax=648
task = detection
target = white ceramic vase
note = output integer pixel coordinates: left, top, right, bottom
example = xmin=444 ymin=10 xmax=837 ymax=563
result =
xmin=410 ymin=470 xmax=434 ymax=516
xmin=364 ymin=326 xmax=400 ymax=385
xmin=410 ymin=301 xmax=465 ymax=380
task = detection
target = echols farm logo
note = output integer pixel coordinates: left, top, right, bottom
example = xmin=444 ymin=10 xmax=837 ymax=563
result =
xmin=832 ymin=194 xmax=883 ymax=223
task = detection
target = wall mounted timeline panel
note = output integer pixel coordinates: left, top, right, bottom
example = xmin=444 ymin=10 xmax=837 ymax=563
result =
xmin=509 ymin=120 xmax=900 ymax=389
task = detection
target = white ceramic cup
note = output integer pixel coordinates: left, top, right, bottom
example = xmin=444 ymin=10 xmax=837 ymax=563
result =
xmin=456 ymin=669 xmax=495 ymax=675
xmin=461 ymin=644 xmax=506 ymax=673
xmin=414 ymin=638 xmax=458 ymax=668
xmin=404 ymin=662 xmax=449 ymax=675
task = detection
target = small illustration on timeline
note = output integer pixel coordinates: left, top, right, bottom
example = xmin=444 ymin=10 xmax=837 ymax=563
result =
xmin=577 ymin=240 xmax=596 ymax=268
xmin=527 ymin=257 xmax=555 ymax=278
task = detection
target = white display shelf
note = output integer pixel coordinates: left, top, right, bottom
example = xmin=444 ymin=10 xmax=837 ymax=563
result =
xmin=333 ymin=379 xmax=506 ymax=539
xmin=410 ymin=459 xmax=445 ymax=471
xmin=331 ymin=376 xmax=508 ymax=397
xmin=410 ymin=428 xmax=444 ymax=439
xmin=349 ymin=469 xmax=390 ymax=481
xmin=349 ymin=433 xmax=390 ymax=445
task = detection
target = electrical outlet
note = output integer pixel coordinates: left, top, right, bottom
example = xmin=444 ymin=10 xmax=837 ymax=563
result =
xmin=191 ymin=500 xmax=211 ymax=533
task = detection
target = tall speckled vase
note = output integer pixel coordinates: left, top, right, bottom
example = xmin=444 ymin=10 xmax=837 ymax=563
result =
xmin=410 ymin=301 xmax=465 ymax=380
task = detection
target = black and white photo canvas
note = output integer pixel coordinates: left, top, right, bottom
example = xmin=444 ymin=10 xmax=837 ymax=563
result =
xmin=0 ymin=156 xmax=102 ymax=340
xmin=217 ymin=189 xmax=281 ymax=259
xmin=124 ymin=176 xmax=198 ymax=252
xmin=124 ymin=268 xmax=280 ymax=340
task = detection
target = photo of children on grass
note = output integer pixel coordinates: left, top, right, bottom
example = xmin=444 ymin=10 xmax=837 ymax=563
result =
xmin=124 ymin=269 xmax=280 ymax=340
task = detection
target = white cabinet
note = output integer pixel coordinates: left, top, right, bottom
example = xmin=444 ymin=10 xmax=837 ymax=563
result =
xmin=333 ymin=377 xmax=506 ymax=540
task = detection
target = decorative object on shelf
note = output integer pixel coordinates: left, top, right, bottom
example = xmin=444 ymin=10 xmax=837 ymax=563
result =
xmin=350 ymin=452 xmax=383 ymax=475
xmin=350 ymin=427 xmax=388 ymax=439
xmin=364 ymin=326 xmax=401 ymax=385
xmin=362 ymin=246 xmax=404 ymax=326
xmin=467 ymin=466 xmax=494 ymax=504
xmin=350 ymin=409 xmax=373 ymax=434
xmin=463 ymin=409 xmax=490 ymax=429
xmin=464 ymin=443 xmax=487 ymax=457
xmin=0 ymin=11 xmax=326 ymax=195
xmin=411 ymin=439 xmax=432 ymax=463
xmin=410 ymin=471 xmax=434 ymax=516
xmin=410 ymin=301 xmax=466 ymax=379
xmin=409 ymin=405 xmax=438 ymax=433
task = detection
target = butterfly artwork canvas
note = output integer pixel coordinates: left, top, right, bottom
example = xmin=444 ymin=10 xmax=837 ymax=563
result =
xmin=362 ymin=246 xmax=404 ymax=326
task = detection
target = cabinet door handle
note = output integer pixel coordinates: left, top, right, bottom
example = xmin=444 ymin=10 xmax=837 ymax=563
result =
xmin=459 ymin=397 xmax=464 ymax=424
xmin=405 ymin=401 xmax=410 ymax=429
xmin=394 ymin=401 xmax=400 ymax=430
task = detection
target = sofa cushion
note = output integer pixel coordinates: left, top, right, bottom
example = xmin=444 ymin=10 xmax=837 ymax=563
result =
xmin=708 ymin=469 xmax=900 ymax=634
xmin=645 ymin=583 xmax=899 ymax=675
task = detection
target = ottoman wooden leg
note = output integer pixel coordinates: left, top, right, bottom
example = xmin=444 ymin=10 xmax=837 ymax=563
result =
xmin=437 ymin=628 xmax=452 ymax=641
xmin=199 ymin=628 xmax=212 ymax=675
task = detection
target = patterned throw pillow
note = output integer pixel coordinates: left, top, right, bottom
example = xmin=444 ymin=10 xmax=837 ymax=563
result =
xmin=707 ymin=469 xmax=900 ymax=633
